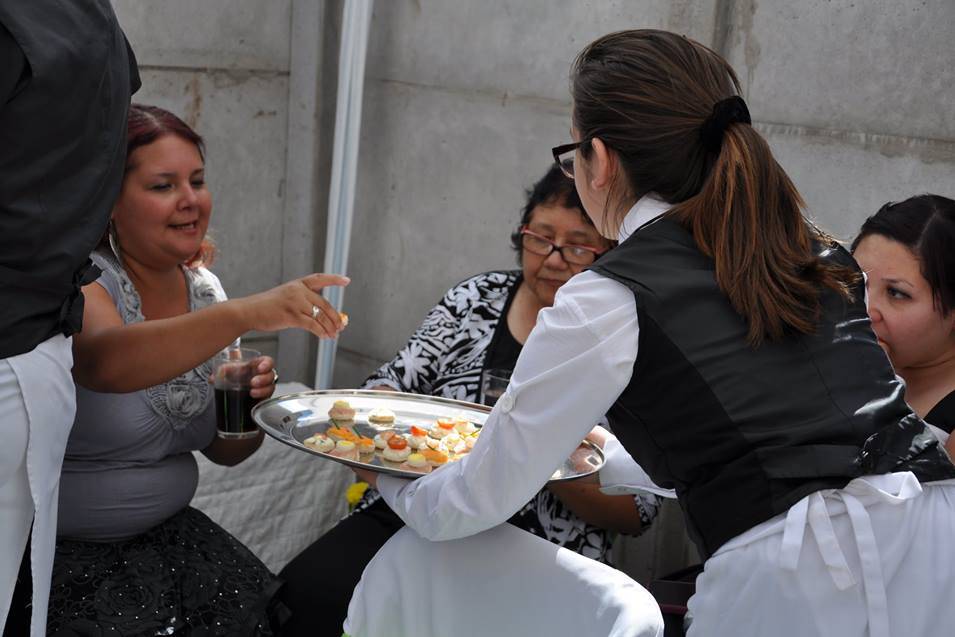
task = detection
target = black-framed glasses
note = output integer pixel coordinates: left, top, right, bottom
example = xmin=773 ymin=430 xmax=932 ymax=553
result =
xmin=551 ymin=139 xmax=590 ymax=179
xmin=520 ymin=227 xmax=604 ymax=265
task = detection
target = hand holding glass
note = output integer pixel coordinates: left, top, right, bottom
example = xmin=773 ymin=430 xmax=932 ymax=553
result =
xmin=213 ymin=347 xmax=263 ymax=439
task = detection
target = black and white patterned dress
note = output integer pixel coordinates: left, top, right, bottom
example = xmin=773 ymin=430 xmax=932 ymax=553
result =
xmin=357 ymin=270 xmax=659 ymax=563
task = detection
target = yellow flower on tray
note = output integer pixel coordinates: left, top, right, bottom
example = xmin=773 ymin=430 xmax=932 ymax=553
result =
xmin=346 ymin=481 xmax=369 ymax=508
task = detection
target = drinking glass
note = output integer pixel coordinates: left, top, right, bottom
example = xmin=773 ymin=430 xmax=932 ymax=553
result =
xmin=213 ymin=347 xmax=263 ymax=439
xmin=480 ymin=368 xmax=512 ymax=407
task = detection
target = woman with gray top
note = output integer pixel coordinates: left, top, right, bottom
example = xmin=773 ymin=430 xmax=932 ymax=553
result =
xmin=46 ymin=105 xmax=347 ymax=635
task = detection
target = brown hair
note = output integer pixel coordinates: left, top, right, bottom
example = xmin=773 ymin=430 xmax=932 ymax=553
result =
xmin=571 ymin=30 xmax=853 ymax=345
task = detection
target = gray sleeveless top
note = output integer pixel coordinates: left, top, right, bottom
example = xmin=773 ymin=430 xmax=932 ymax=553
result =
xmin=58 ymin=249 xmax=229 ymax=541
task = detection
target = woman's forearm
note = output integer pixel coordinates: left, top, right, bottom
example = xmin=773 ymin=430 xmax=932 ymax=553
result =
xmin=547 ymin=481 xmax=644 ymax=534
xmin=73 ymin=299 xmax=250 ymax=393
xmin=73 ymin=273 xmax=348 ymax=394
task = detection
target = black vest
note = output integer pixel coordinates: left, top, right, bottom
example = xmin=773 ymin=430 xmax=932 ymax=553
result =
xmin=590 ymin=218 xmax=955 ymax=558
xmin=0 ymin=1 xmax=139 ymax=358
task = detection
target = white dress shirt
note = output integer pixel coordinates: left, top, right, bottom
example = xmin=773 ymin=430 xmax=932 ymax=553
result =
xmin=377 ymin=195 xmax=672 ymax=540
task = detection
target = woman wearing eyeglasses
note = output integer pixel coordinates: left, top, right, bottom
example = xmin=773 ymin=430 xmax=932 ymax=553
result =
xmin=276 ymin=164 xmax=658 ymax=637
xmin=350 ymin=29 xmax=955 ymax=637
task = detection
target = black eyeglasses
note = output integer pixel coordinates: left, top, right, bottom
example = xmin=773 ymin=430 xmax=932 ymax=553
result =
xmin=520 ymin=227 xmax=604 ymax=265
xmin=551 ymin=139 xmax=590 ymax=179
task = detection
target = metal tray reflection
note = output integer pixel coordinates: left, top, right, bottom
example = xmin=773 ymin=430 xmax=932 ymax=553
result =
xmin=251 ymin=389 xmax=604 ymax=481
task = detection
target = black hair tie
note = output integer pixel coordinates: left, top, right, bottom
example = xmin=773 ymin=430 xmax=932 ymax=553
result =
xmin=700 ymin=95 xmax=751 ymax=153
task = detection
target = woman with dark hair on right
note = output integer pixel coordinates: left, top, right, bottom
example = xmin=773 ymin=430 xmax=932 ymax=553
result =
xmin=852 ymin=195 xmax=955 ymax=459
xmin=346 ymin=30 xmax=955 ymax=637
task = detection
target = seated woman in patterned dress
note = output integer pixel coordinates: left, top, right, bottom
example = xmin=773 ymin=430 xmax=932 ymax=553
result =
xmin=277 ymin=164 xmax=661 ymax=637
xmin=47 ymin=105 xmax=348 ymax=636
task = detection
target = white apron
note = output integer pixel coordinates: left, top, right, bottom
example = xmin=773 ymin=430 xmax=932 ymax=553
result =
xmin=687 ymin=473 xmax=955 ymax=637
xmin=0 ymin=335 xmax=75 ymax=636
xmin=345 ymin=522 xmax=663 ymax=637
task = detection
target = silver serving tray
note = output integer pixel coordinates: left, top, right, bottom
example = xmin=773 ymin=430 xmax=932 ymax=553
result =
xmin=252 ymin=389 xmax=604 ymax=481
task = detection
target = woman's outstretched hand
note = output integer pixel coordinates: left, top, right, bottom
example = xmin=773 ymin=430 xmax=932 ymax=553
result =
xmin=234 ymin=273 xmax=350 ymax=339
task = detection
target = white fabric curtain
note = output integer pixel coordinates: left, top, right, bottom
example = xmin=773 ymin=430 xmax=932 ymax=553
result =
xmin=315 ymin=0 xmax=374 ymax=389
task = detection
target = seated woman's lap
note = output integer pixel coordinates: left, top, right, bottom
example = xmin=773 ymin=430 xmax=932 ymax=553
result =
xmin=277 ymin=498 xmax=406 ymax=637
xmin=48 ymin=507 xmax=277 ymax=636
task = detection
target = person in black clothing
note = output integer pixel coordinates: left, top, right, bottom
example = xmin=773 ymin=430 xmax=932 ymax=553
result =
xmin=0 ymin=3 xmax=139 ymax=634
xmin=852 ymin=194 xmax=955 ymax=456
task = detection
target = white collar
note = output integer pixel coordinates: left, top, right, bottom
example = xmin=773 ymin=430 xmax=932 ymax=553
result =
xmin=617 ymin=194 xmax=670 ymax=243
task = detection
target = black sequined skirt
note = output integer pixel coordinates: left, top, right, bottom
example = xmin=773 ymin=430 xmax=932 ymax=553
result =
xmin=48 ymin=506 xmax=280 ymax=636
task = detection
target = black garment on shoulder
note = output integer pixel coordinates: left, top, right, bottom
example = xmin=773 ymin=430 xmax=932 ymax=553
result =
xmin=926 ymin=390 xmax=955 ymax=434
xmin=589 ymin=218 xmax=955 ymax=558
xmin=0 ymin=1 xmax=140 ymax=358
xmin=0 ymin=22 xmax=27 ymax=104
xmin=483 ymin=273 xmax=524 ymax=372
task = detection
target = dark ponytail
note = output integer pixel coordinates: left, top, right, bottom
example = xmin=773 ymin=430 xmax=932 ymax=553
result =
xmin=572 ymin=30 xmax=854 ymax=345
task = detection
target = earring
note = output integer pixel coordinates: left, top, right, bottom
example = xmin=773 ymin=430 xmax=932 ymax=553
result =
xmin=108 ymin=220 xmax=121 ymax=261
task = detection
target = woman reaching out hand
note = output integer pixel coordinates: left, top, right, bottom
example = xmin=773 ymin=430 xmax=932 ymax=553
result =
xmin=48 ymin=104 xmax=347 ymax=635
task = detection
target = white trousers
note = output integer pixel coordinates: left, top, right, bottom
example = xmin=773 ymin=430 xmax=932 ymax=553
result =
xmin=0 ymin=335 xmax=75 ymax=636
xmin=688 ymin=474 xmax=955 ymax=637
xmin=345 ymin=522 xmax=663 ymax=637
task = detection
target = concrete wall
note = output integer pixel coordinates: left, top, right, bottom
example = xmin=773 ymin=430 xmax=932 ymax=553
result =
xmin=112 ymin=0 xmax=336 ymax=371
xmin=112 ymin=0 xmax=955 ymax=389
xmin=334 ymin=0 xmax=721 ymax=386
xmin=338 ymin=0 xmax=955 ymax=388
xmin=722 ymin=0 xmax=955 ymax=241
xmin=113 ymin=0 xmax=955 ymax=584
xmin=330 ymin=0 xmax=955 ymax=583
xmin=330 ymin=0 xmax=723 ymax=584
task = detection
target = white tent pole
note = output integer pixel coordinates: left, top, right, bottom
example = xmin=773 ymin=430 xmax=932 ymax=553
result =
xmin=315 ymin=0 xmax=374 ymax=389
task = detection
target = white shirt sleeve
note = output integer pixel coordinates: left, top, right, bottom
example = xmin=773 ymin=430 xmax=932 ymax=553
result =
xmin=376 ymin=271 xmax=640 ymax=541
xmin=599 ymin=434 xmax=677 ymax=498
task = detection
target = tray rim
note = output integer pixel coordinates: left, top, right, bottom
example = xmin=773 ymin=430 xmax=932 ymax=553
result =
xmin=251 ymin=389 xmax=604 ymax=482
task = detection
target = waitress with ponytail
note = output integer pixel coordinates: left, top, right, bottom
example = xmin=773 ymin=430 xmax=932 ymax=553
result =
xmin=354 ymin=30 xmax=955 ymax=637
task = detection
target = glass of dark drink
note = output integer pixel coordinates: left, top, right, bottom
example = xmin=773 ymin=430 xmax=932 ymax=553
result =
xmin=480 ymin=368 xmax=512 ymax=407
xmin=213 ymin=347 xmax=263 ymax=439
